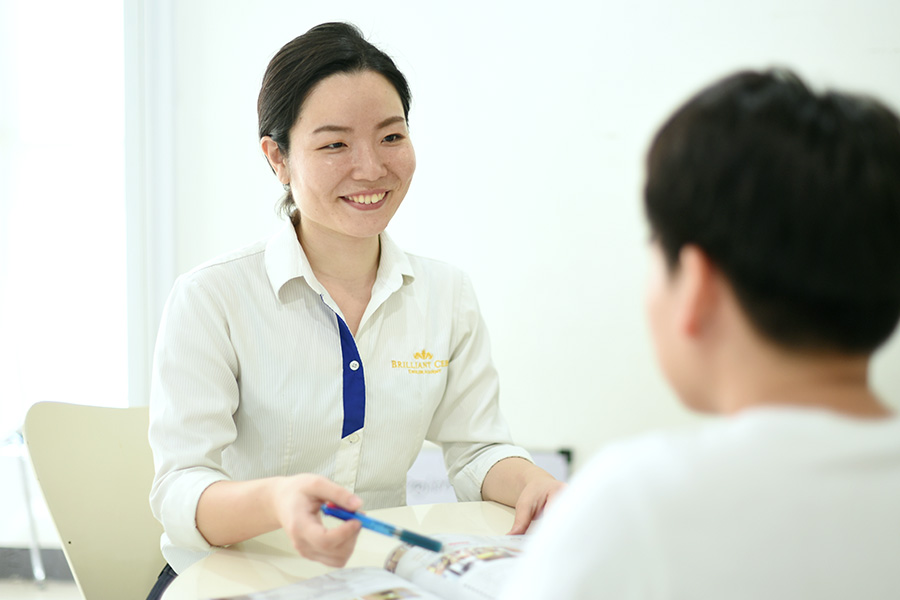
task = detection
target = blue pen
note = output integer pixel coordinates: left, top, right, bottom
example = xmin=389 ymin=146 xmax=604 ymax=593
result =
xmin=322 ymin=502 xmax=443 ymax=552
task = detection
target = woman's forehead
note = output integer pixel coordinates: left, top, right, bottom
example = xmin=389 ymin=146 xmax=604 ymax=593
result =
xmin=294 ymin=71 xmax=405 ymax=131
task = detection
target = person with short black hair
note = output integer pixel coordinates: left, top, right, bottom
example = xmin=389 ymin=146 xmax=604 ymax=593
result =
xmin=500 ymin=68 xmax=900 ymax=599
xmin=146 ymin=22 xmax=563 ymax=600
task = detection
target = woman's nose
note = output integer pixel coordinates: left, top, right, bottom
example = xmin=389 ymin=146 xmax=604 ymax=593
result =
xmin=351 ymin=143 xmax=388 ymax=181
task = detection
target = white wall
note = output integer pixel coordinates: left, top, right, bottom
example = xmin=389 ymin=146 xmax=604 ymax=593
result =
xmin=162 ymin=0 xmax=900 ymax=472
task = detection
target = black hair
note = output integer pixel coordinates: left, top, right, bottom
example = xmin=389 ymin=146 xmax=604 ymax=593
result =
xmin=644 ymin=68 xmax=900 ymax=354
xmin=257 ymin=22 xmax=412 ymax=220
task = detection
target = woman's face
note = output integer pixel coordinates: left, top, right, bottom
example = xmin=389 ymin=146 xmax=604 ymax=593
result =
xmin=280 ymin=70 xmax=416 ymax=241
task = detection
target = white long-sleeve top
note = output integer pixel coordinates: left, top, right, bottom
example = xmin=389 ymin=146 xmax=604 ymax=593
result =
xmin=149 ymin=221 xmax=531 ymax=573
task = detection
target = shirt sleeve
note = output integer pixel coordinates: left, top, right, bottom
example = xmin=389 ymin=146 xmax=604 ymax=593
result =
xmin=148 ymin=274 xmax=239 ymax=552
xmin=425 ymin=271 xmax=533 ymax=501
xmin=498 ymin=445 xmax=666 ymax=600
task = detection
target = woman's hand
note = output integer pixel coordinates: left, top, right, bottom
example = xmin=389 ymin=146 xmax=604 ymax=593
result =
xmin=197 ymin=474 xmax=363 ymax=568
xmin=506 ymin=475 xmax=566 ymax=535
xmin=272 ymin=474 xmax=364 ymax=567
xmin=480 ymin=457 xmax=567 ymax=534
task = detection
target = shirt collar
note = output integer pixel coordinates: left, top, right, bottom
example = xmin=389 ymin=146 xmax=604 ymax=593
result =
xmin=265 ymin=220 xmax=416 ymax=302
xmin=377 ymin=229 xmax=416 ymax=290
xmin=265 ymin=220 xmax=318 ymax=299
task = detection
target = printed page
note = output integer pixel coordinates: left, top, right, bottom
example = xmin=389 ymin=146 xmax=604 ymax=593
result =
xmin=385 ymin=534 xmax=526 ymax=600
xmin=210 ymin=567 xmax=444 ymax=600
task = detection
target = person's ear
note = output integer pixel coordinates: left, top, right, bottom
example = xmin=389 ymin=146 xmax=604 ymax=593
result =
xmin=260 ymin=136 xmax=290 ymax=184
xmin=676 ymin=245 xmax=718 ymax=338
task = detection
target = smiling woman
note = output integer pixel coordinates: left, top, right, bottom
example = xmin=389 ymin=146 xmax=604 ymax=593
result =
xmin=260 ymin=71 xmax=416 ymax=335
xmin=262 ymin=71 xmax=417 ymax=287
xmin=144 ymin=22 xmax=563 ymax=600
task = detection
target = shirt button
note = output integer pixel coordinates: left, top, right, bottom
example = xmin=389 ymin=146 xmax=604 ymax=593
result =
xmin=348 ymin=433 xmax=360 ymax=443
xmin=349 ymin=360 xmax=360 ymax=371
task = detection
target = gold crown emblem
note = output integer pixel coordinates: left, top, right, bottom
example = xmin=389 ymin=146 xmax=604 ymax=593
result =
xmin=414 ymin=350 xmax=433 ymax=360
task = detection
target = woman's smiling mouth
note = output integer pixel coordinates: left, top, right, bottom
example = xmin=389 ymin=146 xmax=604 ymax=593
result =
xmin=342 ymin=191 xmax=387 ymax=205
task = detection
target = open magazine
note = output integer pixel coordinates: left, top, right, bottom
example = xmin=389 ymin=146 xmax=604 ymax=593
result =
xmin=211 ymin=534 xmax=526 ymax=600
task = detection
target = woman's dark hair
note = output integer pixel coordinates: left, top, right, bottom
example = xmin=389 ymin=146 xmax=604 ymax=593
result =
xmin=644 ymin=68 xmax=900 ymax=354
xmin=258 ymin=22 xmax=412 ymax=221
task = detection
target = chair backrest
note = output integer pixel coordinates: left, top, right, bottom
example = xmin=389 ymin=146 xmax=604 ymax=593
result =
xmin=23 ymin=401 xmax=164 ymax=600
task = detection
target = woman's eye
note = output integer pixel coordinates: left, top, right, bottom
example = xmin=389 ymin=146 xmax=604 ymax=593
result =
xmin=320 ymin=142 xmax=346 ymax=150
xmin=383 ymin=134 xmax=404 ymax=143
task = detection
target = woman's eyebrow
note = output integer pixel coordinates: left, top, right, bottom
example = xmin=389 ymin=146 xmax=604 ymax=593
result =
xmin=311 ymin=116 xmax=405 ymax=136
xmin=312 ymin=124 xmax=351 ymax=135
xmin=376 ymin=116 xmax=406 ymax=129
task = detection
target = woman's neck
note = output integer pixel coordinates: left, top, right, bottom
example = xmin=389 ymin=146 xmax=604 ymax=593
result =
xmin=296 ymin=219 xmax=380 ymax=285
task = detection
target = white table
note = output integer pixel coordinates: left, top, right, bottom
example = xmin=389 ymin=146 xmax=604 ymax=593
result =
xmin=162 ymin=501 xmax=515 ymax=599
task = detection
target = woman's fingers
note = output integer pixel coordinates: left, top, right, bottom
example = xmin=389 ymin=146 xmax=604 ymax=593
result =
xmin=276 ymin=474 xmax=364 ymax=566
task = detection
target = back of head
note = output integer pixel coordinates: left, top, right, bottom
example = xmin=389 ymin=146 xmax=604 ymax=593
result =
xmin=645 ymin=69 xmax=900 ymax=354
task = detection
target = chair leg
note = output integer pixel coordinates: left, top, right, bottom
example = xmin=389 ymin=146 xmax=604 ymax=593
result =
xmin=18 ymin=441 xmax=47 ymax=587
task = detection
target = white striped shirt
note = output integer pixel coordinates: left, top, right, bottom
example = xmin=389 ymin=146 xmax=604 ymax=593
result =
xmin=148 ymin=221 xmax=530 ymax=573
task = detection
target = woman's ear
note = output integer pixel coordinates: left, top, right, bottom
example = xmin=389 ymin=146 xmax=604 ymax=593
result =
xmin=676 ymin=245 xmax=718 ymax=338
xmin=260 ymin=136 xmax=289 ymax=183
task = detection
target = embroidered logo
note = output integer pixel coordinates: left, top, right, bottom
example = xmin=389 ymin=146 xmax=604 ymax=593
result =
xmin=392 ymin=350 xmax=448 ymax=374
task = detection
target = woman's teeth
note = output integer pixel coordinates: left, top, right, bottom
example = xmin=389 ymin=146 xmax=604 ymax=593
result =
xmin=345 ymin=192 xmax=386 ymax=205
